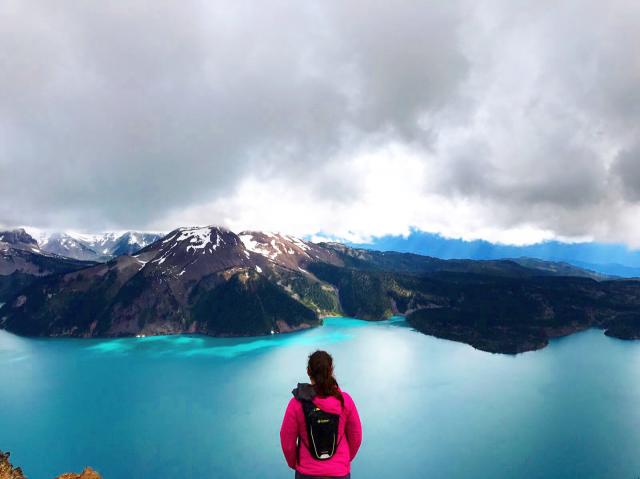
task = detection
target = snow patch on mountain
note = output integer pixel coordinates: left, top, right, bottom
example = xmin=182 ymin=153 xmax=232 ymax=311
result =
xmin=176 ymin=227 xmax=219 ymax=253
xmin=284 ymin=234 xmax=311 ymax=251
xmin=239 ymin=233 xmax=278 ymax=260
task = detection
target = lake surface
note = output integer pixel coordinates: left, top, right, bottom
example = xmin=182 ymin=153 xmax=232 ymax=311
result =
xmin=1 ymin=317 xmax=640 ymax=479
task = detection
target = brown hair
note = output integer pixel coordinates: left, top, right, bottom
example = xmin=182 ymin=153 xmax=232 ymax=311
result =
xmin=307 ymin=350 xmax=344 ymax=407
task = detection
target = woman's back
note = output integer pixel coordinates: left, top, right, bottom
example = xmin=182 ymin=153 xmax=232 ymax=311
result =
xmin=280 ymin=351 xmax=362 ymax=478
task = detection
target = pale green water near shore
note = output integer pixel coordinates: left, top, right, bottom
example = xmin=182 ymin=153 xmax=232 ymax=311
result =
xmin=1 ymin=317 xmax=640 ymax=478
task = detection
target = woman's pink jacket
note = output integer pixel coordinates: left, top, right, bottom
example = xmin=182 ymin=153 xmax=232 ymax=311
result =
xmin=280 ymin=383 xmax=362 ymax=477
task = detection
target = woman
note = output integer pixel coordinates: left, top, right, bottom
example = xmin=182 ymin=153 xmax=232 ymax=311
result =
xmin=280 ymin=350 xmax=362 ymax=479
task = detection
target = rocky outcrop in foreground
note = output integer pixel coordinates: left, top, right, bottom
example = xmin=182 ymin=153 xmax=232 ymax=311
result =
xmin=55 ymin=468 xmax=101 ymax=479
xmin=0 ymin=451 xmax=24 ymax=479
xmin=0 ymin=451 xmax=100 ymax=479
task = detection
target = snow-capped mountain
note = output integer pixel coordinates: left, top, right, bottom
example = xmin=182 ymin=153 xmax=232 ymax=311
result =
xmin=0 ymin=226 xmax=343 ymax=337
xmin=132 ymin=227 xmax=340 ymax=280
xmin=110 ymin=232 xmax=163 ymax=257
xmin=38 ymin=233 xmax=102 ymax=261
xmin=32 ymin=230 xmax=163 ymax=261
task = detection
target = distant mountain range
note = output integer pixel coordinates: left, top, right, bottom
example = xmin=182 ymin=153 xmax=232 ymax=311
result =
xmin=2 ymin=226 xmax=640 ymax=354
xmin=351 ymin=230 xmax=640 ymax=278
xmin=30 ymin=230 xmax=163 ymax=261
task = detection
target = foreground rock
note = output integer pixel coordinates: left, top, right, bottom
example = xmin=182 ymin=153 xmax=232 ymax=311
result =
xmin=0 ymin=451 xmax=100 ymax=479
xmin=0 ymin=451 xmax=24 ymax=479
xmin=55 ymin=468 xmax=101 ymax=479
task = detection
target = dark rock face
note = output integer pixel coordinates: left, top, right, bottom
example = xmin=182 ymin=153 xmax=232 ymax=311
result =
xmin=4 ymin=225 xmax=640 ymax=353
xmin=0 ymin=229 xmax=38 ymax=249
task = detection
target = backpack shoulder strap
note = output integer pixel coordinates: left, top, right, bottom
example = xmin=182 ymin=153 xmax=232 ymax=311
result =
xmin=298 ymin=397 xmax=316 ymax=416
xmin=296 ymin=397 xmax=315 ymax=461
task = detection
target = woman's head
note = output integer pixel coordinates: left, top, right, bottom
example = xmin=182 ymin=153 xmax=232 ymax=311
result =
xmin=307 ymin=350 xmax=344 ymax=407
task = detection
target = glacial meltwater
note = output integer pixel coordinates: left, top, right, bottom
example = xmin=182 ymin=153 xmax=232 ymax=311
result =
xmin=1 ymin=317 xmax=640 ymax=478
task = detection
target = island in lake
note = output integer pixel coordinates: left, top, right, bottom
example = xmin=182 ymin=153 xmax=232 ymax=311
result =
xmin=2 ymin=226 xmax=640 ymax=354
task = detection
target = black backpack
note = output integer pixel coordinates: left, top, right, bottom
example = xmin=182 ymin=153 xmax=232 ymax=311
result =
xmin=298 ymin=398 xmax=340 ymax=460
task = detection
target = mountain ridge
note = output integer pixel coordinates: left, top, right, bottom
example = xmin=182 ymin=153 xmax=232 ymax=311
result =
xmin=349 ymin=230 xmax=640 ymax=278
xmin=27 ymin=229 xmax=163 ymax=261
xmin=2 ymin=225 xmax=640 ymax=354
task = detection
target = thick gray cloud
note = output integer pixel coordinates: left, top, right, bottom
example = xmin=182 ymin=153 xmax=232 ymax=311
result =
xmin=2 ymin=0 xmax=640 ymax=246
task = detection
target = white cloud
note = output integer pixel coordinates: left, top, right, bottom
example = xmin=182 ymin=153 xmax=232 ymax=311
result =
xmin=2 ymin=0 xmax=640 ymax=246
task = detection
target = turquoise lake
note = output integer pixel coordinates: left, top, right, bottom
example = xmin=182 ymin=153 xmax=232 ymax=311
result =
xmin=1 ymin=317 xmax=640 ymax=478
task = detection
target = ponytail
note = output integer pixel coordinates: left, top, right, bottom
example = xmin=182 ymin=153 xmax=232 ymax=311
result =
xmin=307 ymin=350 xmax=344 ymax=407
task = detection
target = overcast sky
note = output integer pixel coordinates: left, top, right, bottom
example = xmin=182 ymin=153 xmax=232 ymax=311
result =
xmin=2 ymin=0 xmax=640 ymax=246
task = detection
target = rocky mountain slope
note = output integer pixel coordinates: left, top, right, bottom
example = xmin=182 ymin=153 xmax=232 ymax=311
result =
xmin=0 ymin=229 xmax=95 ymax=304
xmin=3 ymin=226 xmax=640 ymax=353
